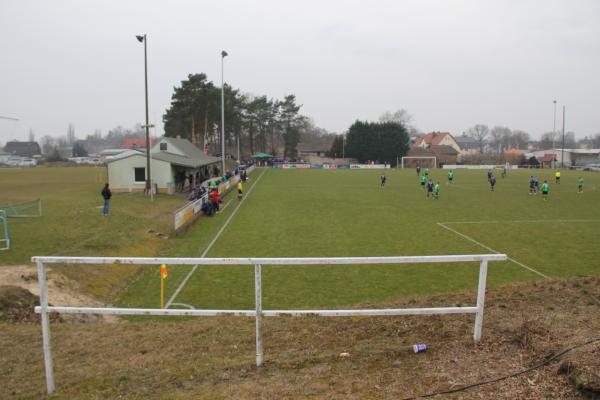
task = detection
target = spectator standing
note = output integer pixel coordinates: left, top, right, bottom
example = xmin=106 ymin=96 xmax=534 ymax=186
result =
xmin=101 ymin=183 xmax=112 ymax=217
xmin=211 ymin=189 xmax=220 ymax=213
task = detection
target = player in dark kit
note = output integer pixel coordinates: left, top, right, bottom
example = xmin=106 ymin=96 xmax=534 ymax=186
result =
xmin=426 ymin=179 xmax=434 ymax=199
xmin=529 ymin=176 xmax=536 ymax=195
xmin=490 ymin=175 xmax=496 ymax=191
xmin=380 ymin=174 xmax=387 ymax=187
xmin=487 ymin=169 xmax=493 ymax=182
xmin=416 ymin=163 xmax=421 ymax=176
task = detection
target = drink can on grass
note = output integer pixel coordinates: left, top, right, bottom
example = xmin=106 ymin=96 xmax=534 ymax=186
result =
xmin=413 ymin=344 xmax=427 ymax=353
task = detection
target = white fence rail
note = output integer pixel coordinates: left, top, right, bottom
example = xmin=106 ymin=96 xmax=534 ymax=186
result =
xmin=0 ymin=210 xmax=9 ymax=250
xmin=33 ymin=253 xmax=506 ymax=395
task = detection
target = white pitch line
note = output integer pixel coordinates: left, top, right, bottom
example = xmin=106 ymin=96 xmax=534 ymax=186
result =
xmin=220 ymin=199 xmax=233 ymax=212
xmin=440 ymin=219 xmax=600 ymax=225
xmin=171 ymin=303 xmax=196 ymax=309
xmin=436 ymin=222 xmax=548 ymax=279
xmin=165 ymin=169 xmax=267 ymax=308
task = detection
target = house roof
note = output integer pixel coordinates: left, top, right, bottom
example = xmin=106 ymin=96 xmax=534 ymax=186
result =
xmin=455 ymin=135 xmax=478 ymax=149
xmin=430 ymin=145 xmax=459 ymax=155
xmin=4 ymin=141 xmax=42 ymax=157
xmin=407 ymin=147 xmax=435 ymax=157
xmin=414 ymin=132 xmax=454 ymax=147
xmin=122 ymin=137 xmax=159 ymax=149
xmin=297 ymin=143 xmax=330 ymax=153
xmin=105 ymin=149 xmax=144 ymax=162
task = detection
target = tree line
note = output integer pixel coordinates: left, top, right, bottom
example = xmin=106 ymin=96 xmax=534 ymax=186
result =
xmin=162 ymin=73 xmax=313 ymax=159
xmin=465 ymin=124 xmax=599 ymax=152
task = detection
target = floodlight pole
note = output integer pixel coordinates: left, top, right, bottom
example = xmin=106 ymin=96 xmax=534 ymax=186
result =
xmin=221 ymin=50 xmax=228 ymax=176
xmin=137 ymin=34 xmax=153 ymax=201
xmin=552 ymin=101 xmax=557 ymax=147
xmin=561 ymin=106 xmax=566 ymax=168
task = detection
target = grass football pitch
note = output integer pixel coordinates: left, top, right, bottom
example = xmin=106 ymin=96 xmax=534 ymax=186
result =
xmin=120 ymin=167 xmax=600 ymax=311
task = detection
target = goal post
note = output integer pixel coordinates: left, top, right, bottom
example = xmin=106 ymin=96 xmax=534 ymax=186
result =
xmin=1 ymin=198 xmax=42 ymax=218
xmin=401 ymin=156 xmax=437 ymax=169
xmin=0 ymin=210 xmax=9 ymax=250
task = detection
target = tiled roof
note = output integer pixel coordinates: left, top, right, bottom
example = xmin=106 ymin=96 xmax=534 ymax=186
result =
xmin=430 ymin=145 xmax=458 ymax=155
xmin=415 ymin=132 xmax=452 ymax=146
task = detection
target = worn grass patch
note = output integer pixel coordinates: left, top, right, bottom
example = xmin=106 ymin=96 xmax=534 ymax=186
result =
xmin=2 ymin=276 xmax=599 ymax=399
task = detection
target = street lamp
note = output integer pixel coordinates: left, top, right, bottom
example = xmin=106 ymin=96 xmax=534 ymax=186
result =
xmin=136 ymin=34 xmax=153 ymax=201
xmin=220 ymin=50 xmax=228 ymax=175
xmin=552 ymin=100 xmax=557 ymax=168
xmin=561 ymin=106 xmax=566 ymax=168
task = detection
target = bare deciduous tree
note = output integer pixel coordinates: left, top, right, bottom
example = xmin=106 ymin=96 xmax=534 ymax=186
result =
xmin=467 ymin=124 xmax=489 ymax=153
xmin=489 ymin=126 xmax=511 ymax=152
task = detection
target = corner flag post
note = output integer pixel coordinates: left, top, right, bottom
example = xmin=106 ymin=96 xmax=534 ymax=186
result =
xmin=160 ymin=264 xmax=168 ymax=308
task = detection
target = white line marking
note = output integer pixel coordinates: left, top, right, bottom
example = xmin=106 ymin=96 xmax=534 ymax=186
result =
xmin=440 ymin=219 xmax=600 ymax=225
xmin=165 ymin=170 xmax=267 ymax=308
xmin=436 ymin=222 xmax=548 ymax=279
xmin=220 ymin=199 xmax=233 ymax=212
xmin=171 ymin=303 xmax=196 ymax=309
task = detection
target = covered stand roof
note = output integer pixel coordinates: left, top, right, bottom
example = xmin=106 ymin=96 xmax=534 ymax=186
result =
xmin=106 ymin=137 xmax=220 ymax=168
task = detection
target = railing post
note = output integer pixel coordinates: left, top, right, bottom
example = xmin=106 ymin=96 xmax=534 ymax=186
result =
xmin=254 ymin=264 xmax=263 ymax=366
xmin=473 ymin=258 xmax=489 ymax=342
xmin=36 ymin=260 xmax=55 ymax=394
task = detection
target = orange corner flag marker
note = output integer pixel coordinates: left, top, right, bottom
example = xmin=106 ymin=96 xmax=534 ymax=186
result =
xmin=160 ymin=264 xmax=168 ymax=309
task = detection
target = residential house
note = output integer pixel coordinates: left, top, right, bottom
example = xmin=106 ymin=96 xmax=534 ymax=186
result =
xmin=455 ymin=134 xmax=479 ymax=156
xmin=3 ymin=141 xmax=42 ymax=158
xmin=414 ymin=132 xmax=461 ymax=153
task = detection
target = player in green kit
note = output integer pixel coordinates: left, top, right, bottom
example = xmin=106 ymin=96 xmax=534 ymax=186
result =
xmin=501 ymin=165 xmax=507 ymax=178
xmin=447 ymin=170 xmax=454 ymax=185
xmin=419 ymin=174 xmax=426 ymax=190
xmin=424 ymin=167 xmax=429 ymax=177
xmin=577 ymin=177 xmax=584 ymax=193
xmin=541 ymin=180 xmax=550 ymax=200
xmin=434 ymin=182 xmax=440 ymax=199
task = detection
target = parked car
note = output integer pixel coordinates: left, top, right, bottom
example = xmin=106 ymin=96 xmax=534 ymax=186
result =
xmin=583 ymin=163 xmax=600 ymax=171
xmin=19 ymin=158 xmax=37 ymax=167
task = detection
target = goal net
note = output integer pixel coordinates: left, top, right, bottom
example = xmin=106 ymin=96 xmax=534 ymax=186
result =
xmin=401 ymin=157 xmax=437 ymax=169
xmin=0 ymin=210 xmax=9 ymax=250
xmin=1 ymin=198 xmax=42 ymax=218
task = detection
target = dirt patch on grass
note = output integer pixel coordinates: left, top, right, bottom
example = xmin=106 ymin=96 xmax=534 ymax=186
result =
xmin=1 ymin=276 xmax=598 ymax=399
xmin=0 ymin=265 xmax=118 ymax=323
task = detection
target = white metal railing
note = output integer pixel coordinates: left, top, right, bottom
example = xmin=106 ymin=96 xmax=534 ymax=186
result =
xmin=33 ymin=254 xmax=507 ymax=394
xmin=0 ymin=210 xmax=9 ymax=250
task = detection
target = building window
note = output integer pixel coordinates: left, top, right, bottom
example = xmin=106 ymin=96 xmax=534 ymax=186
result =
xmin=134 ymin=167 xmax=146 ymax=183
xmin=160 ymin=142 xmax=167 ymax=151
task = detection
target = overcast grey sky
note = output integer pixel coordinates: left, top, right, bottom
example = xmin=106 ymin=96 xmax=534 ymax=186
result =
xmin=1 ymin=0 xmax=599 ymax=143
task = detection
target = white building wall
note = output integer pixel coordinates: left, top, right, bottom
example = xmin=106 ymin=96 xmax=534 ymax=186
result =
xmin=107 ymin=155 xmax=173 ymax=192
xmin=439 ymin=136 xmax=461 ymax=153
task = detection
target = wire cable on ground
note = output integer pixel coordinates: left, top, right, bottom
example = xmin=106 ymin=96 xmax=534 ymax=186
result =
xmin=402 ymin=337 xmax=600 ymax=400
